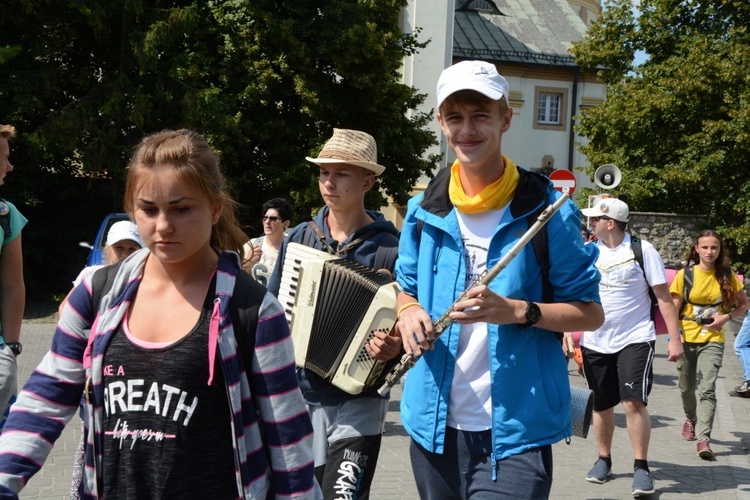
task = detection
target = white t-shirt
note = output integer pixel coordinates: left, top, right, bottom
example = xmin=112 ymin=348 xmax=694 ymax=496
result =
xmin=581 ymin=234 xmax=667 ymax=353
xmin=243 ymin=235 xmax=284 ymax=288
xmin=447 ymin=207 xmax=506 ymax=431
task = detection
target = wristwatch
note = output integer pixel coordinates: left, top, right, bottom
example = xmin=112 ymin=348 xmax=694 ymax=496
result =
xmin=521 ymin=302 xmax=542 ymax=329
xmin=5 ymin=342 xmax=22 ymax=356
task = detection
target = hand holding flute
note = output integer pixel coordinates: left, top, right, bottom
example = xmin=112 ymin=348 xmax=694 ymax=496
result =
xmin=397 ymin=287 xmax=525 ymax=357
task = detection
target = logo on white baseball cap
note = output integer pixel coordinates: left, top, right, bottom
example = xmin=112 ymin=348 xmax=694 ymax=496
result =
xmin=436 ymin=60 xmax=510 ymax=108
xmin=581 ymin=198 xmax=630 ymax=223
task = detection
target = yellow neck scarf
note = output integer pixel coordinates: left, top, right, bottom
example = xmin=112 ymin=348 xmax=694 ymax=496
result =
xmin=448 ymin=155 xmax=519 ymax=213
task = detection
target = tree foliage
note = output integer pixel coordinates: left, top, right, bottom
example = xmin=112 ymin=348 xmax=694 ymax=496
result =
xmin=572 ymin=0 xmax=750 ymax=266
xmin=0 ymin=0 xmax=437 ymax=297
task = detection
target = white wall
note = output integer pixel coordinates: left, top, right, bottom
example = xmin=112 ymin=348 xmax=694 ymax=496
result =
xmin=401 ymin=0 xmax=455 ymax=187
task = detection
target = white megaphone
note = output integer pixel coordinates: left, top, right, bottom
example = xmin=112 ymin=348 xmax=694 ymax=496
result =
xmin=594 ymin=164 xmax=621 ymax=190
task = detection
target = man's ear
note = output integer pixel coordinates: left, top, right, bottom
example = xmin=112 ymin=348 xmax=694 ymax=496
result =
xmin=363 ymin=172 xmax=376 ymax=193
xmin=500 ymin=108 xmax=512 ymax=133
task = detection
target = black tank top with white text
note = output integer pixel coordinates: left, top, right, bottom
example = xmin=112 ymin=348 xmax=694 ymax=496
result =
xmin=101 ymin=282 xmax=238 ymax=499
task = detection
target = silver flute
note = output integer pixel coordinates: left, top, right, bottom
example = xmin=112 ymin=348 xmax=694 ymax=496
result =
xmin=377 ymin=190 xmax=571 ymax=396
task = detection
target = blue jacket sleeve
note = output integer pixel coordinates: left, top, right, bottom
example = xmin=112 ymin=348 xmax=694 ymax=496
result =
xmin=394 ymin=196 xmax=423 ymax=298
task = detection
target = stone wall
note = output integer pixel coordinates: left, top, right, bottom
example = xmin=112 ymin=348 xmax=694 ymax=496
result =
xmin=627 ymin=212 xmax=708 ymax=266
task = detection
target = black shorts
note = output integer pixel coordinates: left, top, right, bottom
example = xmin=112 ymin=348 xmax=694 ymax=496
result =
xmin=582 ymin=341 xmax=655 ymax=412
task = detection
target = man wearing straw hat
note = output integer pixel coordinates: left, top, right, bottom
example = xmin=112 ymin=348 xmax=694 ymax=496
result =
xmin=268 ymin=128 xmax=401 ymax=499
xmin=394 ymin=60 xmax=604 ymax=498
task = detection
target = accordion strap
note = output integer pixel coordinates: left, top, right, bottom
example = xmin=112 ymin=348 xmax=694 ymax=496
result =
xmin=307 ymin=220 xmax=372 ymax=257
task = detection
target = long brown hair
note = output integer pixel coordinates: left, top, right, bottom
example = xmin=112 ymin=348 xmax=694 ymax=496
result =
xmin=124 ymin=130 xmax=248 ymax=257
xmin=684 ymin=229 xmax=736 ymax=308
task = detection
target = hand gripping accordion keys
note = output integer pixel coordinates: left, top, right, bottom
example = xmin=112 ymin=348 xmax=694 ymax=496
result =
xmin=376 ymin=189 xmax=595 ymax=439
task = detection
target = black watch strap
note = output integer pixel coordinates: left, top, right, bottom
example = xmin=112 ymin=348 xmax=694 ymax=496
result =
xmin=5 ymin=342 xmax=22 ymax=356
xmin=521 ymin=301 xmax=542 ymax=329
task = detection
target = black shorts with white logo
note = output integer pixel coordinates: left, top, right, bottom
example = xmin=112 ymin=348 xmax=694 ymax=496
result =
xmin=582 ymin=341 xmax=655 ymax=412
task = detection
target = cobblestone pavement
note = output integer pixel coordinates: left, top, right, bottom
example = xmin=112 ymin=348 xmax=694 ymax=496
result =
xmin=12 ymin=311 xmax=750 ymax=499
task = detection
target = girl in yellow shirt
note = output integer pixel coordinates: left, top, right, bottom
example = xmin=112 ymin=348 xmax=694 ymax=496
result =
xmin=670 ymin=230 xmax=749 ymax=459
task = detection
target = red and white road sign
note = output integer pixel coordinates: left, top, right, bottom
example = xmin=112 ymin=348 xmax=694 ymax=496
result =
xmin=548 ymin=169 xmax=576 ymax=195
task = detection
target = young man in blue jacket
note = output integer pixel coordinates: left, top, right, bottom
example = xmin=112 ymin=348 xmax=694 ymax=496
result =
xmin=268 ymin=128 xmax=402 ymax=499
xmin=395 ymin=60 xmax=604 ymax=498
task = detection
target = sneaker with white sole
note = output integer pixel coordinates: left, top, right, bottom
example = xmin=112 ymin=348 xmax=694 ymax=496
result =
xmin=632 ymin=468 xmax=655 ymax=497
xmin=585 ymin=458 xmax=611 ymax=484
xmin=682 ymin=417 xmax=696 ymax=440
xmin=730 ymin=380 xmax=750 ymax=398
xmin=697 ymin=439 xmax=714 ymax=459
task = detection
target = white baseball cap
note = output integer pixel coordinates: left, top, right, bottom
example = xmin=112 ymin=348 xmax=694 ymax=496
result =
xmin=106 ymin=221 xmax=144 ymax=247
xmin=436 ymin=60 xmax=510 ymax=108
xmin=582 ymin=198 xmax=630 ymax=223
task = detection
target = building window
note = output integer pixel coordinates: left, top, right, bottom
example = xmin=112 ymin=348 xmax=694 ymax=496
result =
xmin=538 ymin=93 xmax=561 ymax=124
xmin=533 ymin=87 xmax=568 ymax=132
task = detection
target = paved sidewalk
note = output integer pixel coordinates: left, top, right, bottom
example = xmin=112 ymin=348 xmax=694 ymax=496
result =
xmin=11 ymin=316 xmax=750 ymax=499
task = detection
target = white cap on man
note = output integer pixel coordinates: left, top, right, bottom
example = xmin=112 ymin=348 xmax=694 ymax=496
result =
xmin=581 ymin=198 xmax=630 ymax=223
xmin=436 ymin=60 xmax=510 ymax=108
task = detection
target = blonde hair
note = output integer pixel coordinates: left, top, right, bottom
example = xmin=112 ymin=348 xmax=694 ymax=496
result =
xmin=124 ymin=130 xmax=248 ymax=257
xmin=0 ymin=124 xmax=17 ymax=140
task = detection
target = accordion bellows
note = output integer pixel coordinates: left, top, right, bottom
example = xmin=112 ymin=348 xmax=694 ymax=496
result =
xmin=278 ymin=243 xmax=401 ymax=395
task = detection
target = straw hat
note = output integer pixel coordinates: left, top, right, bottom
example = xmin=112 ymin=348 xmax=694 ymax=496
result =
xmin=305 ymin=128 xmax=385 ymax=176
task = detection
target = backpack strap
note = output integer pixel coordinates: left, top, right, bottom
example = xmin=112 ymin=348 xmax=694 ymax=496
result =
xmin=305 ymin=220 xmax=397 ymax=272
xmin=90 ymin=262 xmax=124 ymax=311
xmin=630 ymin=235 xmax=658 ymax=321
xmin=681 ymin=265 xmax=693 ymax=314
xmin=528 ymin=207 xmax=552 ymax=304
xmin=229 ymin=270 xmax=266 ymax=369
xmin=83 ymin=262 xmax=125 ymax=371
xmin=526 ymin=204 xmax=563 ymax=341
xmin=679 ymin=264 xmax=695 ymax=322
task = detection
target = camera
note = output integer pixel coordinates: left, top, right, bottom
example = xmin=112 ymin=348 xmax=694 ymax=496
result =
xmin=697 ymin=317 xmax=714 ymax=325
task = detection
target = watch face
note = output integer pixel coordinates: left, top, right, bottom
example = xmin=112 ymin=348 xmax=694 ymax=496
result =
xmin=6 ymin=342 xmax=22 ymax=355
xmin=526 ymin=302 xmax=542 ymax=324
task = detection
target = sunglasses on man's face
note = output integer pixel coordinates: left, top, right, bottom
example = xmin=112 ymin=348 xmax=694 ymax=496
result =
xmin=262 ymin=216 xmax=281 ymax=222
xmin=590 ymin=216 xmax=612 ymax=223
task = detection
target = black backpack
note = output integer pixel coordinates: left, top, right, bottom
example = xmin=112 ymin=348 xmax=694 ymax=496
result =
xmin=90 ymin=262 xmax=266 ymax=368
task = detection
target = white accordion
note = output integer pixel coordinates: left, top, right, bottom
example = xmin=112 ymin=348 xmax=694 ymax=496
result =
xmin=277 ymin=242 xmax=400 ymax=395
